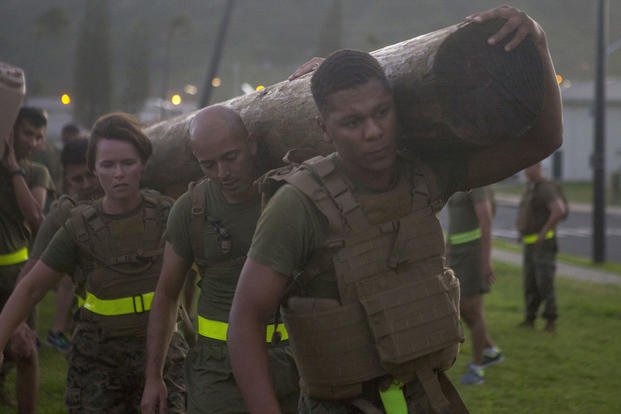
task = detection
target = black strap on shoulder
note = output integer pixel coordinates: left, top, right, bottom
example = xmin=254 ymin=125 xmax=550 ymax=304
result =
xmin=189 ymin=180 xmax=208 ymax=268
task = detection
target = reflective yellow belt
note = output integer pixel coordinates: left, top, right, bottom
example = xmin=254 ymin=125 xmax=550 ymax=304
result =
xmin=379 ymin=380 xmax=407 ymax=414
xmin=0 ymin=247 xmax=28 ymax=266
xmin=197 ymin=315 xmax=288 ymax=343
xmin=76 ymin=295 xmax=86 ymax=307
xmin=448 ymin=228 xmax=481 ymax=245
xmin=82 ymin=291 xmax=154 ymax=316
xmin=523 ymin=230 xmax=555 ymax=245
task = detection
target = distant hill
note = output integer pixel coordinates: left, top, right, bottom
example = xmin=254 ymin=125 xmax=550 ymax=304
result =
xmin=1 ymin=0 xmax=619 ymax=108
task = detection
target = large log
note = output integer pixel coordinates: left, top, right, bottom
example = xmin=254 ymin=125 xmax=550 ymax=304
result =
xmin=143 ymin=18 xmax=544 ymax=197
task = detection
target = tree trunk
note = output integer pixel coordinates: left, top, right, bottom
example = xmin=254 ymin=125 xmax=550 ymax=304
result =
xmin=143 ymin=18 xmax=545 ymax=197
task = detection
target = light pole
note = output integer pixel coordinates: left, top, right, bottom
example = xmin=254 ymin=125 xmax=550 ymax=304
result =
xmin=592 ymin=0 xmax=608 ymax=263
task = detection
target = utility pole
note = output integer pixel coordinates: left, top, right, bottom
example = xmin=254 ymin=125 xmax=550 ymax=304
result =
xmin=592 ymin=0 xmax=607 ymax=263
xmin=199 ymin=0 xmax=235 ymax=108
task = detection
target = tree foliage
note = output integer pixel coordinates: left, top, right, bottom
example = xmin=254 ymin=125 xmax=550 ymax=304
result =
xmin=74 ymin=0 xmax=112 ymax=127
xmin=123 ymin=23 xmax=150 ymax=114
xmin=317 ymin=0 xmax=342 ymax=57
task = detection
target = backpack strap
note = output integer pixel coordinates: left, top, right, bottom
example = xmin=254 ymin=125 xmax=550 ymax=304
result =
xmin=189 ymin=180 xmax=208 ymax=269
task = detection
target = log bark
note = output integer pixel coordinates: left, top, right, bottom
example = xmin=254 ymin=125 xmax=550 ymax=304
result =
xmin=143 ymin=18 xmax=544 ymax=196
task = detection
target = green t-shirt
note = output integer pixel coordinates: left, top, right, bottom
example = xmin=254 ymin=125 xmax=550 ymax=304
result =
xmin=164 ymin=180 xmax=261 ymax=322
xmin=0 ymin=160 xmax=55 ymax=254
xmin=30 ymin=196 xmax=77 ymax=260
xmin=517 ymin=179 xmax=563 ymax=235
xmin=40 ymin=196 xmax=162 ymax=278
xmin=447 ymin=186 xmax=492 ymax=236
xmin=248 ymin=153 xmax=468 ymax=298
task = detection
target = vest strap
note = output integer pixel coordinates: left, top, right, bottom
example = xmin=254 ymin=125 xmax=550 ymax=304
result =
xmin=83 ymin=291 xmax=154 ymax=316
xmin=523 ymin=230 xmax=555 ymax=244
xmin=0 ymin=247 xmax=28 ymax=266
xmin=448 ymin=228 xmax=482 ymax=245
xmin=379 ymin=380 xmax=408 ymax=414
xmin=197 ymin=315 xmax=288 ymax=343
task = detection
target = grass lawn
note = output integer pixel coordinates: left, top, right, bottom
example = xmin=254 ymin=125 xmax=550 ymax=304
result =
xmin=4 ymin=261 xmax=621 ymax=413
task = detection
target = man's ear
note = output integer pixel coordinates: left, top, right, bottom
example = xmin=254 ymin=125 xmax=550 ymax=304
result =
xmin=316 ymin=115 xmax=331 ymax=143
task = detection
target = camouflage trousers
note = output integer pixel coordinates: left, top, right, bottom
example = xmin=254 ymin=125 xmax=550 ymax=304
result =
xmin=298 ymin=378 xmax=432 ymax=414
xmin=184 ymin=337 xmax=299 ymax=414
xmin=523 ymin=238 xmax=558 ymax=322
xmin=65 ymin=323 xmax=188 ymax=413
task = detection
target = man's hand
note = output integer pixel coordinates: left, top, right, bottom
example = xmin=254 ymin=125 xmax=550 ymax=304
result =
xmin=141 ymin=377 xmax=169 ymax=414
xmin=483 ymin=262 xmax=496 ymax=285
xmin=287 ymin=56 xmax=325 ymax=81
xmin=465 ymin=5 xmax=546 ymax=52
xmin=9 ymin=322 xmax=37 ymax=359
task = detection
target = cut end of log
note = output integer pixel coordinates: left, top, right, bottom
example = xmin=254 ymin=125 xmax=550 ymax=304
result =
xmin=432 ymin=18 xmax=545 ymax=147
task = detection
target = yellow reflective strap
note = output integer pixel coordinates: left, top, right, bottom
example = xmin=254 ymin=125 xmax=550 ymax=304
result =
xmin=83 ymin=291 xmax=154 ymax=316
xmin=197 ymin=315 xmax=288 ymax=343
xmin=0 ymin=247 xmax=28 ymax=266
xmin=76 ymin=295 xmax=86 ymax=307
xmin=523 ymin=230 xmax=555 ymax=245
xmin=448 ymin=228 xmax=482 ymax=245
xmin=379 ymin=380 xmax=408 ymax=414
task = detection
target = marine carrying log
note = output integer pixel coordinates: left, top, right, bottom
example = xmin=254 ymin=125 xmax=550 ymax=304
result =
xmin=143 ymin=18 xmax=545 ymax=197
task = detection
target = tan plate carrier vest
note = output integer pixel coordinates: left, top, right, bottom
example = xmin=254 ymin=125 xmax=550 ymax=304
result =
xmin=266 ymin=155 xmax=464 ymax=413
xmin=66 ymin=190 xmax=171 ymax=337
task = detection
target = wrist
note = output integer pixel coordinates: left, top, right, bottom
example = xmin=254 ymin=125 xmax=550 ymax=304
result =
xmin=9 ymin=167 xmax=25 ymax=178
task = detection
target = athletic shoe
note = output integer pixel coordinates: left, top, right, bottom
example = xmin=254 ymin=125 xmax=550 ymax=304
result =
xmin=46 ymin=330 xmax=70 ymax=353
xmin=460 ymin=364 xmax=484 ymax=385
xmin=480 ymin=351 xmax=505 ymax=368
xmin=544 ymin=320 xmax=556 ymax=333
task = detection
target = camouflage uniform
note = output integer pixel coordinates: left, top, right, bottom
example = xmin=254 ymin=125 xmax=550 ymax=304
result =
xmin=66 ymin=324 xmax=187 ymax=414
xmin=40 ymin=192 xmax=187 ymax=412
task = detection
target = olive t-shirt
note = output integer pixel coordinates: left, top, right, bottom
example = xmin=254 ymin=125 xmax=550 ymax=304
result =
xmin=447 ymin=186 xmax=492 ymax=236
xmin=517 ymin=179 xmax=563 ymax=235
xmin=30 ymin=196 xmax=77 ymax=260
xmin=164 ymin=180 xmax=261 ymax=322
xmin=248 ymin=153 xmax=468 ymax=287
xmin=40 ymin=199 xmax=148 ymax=277
xmin=0 ymin=160 xmax=55 ymax=254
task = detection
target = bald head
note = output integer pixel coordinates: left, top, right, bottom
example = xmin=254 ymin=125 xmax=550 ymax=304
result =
xmin=189 ymin=105 xmax=258 ymax=203
xmin=189 ymin=105 xmax=248 ymax=148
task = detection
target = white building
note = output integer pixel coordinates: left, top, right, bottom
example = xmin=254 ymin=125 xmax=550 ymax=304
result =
xmin=559 ymin=78 xmax=621 ymax=182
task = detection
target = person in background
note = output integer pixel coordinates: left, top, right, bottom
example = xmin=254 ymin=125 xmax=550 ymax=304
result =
xmin=516 ymin=162 xmax=567 ymax=333
xmin=446 ymin=186 xmax=504 ymax=385
xmin=0 ymin=106 xmax=54 ymax=412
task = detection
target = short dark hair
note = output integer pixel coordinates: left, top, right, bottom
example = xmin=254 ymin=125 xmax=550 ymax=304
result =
xmin=86 ymin=112 xmax=152 ymax=171
xmin=16 ymin=106 xmax=47 ymax=128
xmin=61 ymin=123 xmax=81 ymax=137
xmin=310 ymin=49 xmax=391 ymax=114
xmin=60 ymin=138 xmax=88 ymax=168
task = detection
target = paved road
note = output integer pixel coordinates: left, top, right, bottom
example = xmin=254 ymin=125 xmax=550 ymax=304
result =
xmin=492 ymin=196 xmax=621 ymax=264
